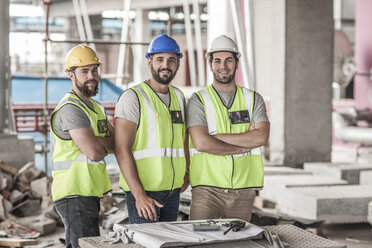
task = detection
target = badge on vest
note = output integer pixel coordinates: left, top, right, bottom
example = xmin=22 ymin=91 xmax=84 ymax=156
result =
xmin=229 ymin=110 xmax=250 ymax=124
xmin=97 ymin=119 xmax=108 ymax=133
xmin=170 ymin=110 xmax=183 ymax=124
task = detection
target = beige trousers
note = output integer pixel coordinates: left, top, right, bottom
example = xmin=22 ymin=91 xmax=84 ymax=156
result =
xmin=190 ymin=186 xmax=256 ymax=222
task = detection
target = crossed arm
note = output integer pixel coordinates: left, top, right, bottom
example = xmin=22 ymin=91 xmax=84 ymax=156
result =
xmin=69 ymin=120 xmax=115 ymax=161
xmin=189 ymin=121 xmax=270 ymax=155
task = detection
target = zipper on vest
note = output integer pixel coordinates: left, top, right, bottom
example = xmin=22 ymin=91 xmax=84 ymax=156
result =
xmin=169 ymin=109 xmax=175 ymax=191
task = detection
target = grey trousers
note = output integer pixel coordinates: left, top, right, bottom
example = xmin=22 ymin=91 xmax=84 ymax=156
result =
xmin=54 ymin=196 xmax=100 ymax=248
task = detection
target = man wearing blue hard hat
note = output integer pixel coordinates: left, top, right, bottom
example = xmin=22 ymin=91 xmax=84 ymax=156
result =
xmin=115 ymin=34 xmax=189 ymax=223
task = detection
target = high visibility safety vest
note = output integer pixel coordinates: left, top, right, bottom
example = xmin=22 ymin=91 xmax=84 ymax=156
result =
xmin=119 ymin=82 xmax=187 ymax=192
xmin=50 ymin=93 xmax=112 ymax=201
xmin=189 ymin=85 xmax=264 ymax=190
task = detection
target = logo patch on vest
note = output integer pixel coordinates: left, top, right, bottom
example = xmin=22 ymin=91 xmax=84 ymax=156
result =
xmin=170 ymin=110 xmax=183 ymax=124
xmin=97 ymin=119 xmax=108 ymax=133
xmin=229 ymin=110 xmax=250 ymax=124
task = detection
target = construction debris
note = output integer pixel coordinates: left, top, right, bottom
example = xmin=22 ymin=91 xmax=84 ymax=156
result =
xmin=0 ymin=161 xmax=60 ymax=241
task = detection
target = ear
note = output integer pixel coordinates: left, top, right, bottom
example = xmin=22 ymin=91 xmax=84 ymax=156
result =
xmin=147 ymin=58 xmax=152 ymax=69
xmin=67 ymin=71 xmax=75 ymax=80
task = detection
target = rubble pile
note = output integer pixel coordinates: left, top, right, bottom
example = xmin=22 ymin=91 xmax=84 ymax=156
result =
xmin=0 ymin=161 xmax=60 ymax=238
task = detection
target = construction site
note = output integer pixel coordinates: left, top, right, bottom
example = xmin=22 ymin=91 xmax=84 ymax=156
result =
xmin=0 ymin=0 xmax=372 ymax=247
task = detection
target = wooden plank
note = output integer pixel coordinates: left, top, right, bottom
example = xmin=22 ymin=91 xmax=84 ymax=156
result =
xmin=0 ymin=238 xmax=38 ymax=247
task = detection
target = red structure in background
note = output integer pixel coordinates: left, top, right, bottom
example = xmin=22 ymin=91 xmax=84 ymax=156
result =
xmin=12 ymin=102 xmax=116 ymax=133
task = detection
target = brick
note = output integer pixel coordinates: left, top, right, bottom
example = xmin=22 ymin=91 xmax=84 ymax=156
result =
xmin=9 ymin=190 xmax=24 ymax=204
xmin=17 ymin=162 xmax=41 ymax=184
xmin=30 ymin=177 xmax=50 ymax=198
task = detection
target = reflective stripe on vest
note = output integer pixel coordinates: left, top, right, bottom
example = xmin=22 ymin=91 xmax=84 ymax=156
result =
xmin=52 ymin=153 xmax=104 ymax=171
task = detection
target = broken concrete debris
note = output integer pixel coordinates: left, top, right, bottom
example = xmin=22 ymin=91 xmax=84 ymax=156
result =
xmin=0 ymin=161 xmax=58 ymax=241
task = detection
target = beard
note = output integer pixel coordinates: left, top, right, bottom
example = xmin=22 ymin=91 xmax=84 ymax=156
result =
xmin=151 ymin=64 xmax=177 ymax=85
xmin=75 ymin=78 xmax=99 ymax=98
xmin=213 ymin=69 xmax=237 ymax=84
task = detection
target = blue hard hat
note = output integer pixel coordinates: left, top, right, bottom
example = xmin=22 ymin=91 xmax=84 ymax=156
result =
xmin=145 ymin=34 xmax=183 ymax=59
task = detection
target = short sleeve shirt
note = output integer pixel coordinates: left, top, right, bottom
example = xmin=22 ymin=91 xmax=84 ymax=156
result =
xmin=53 ymin=102 xmax=93 ymax=139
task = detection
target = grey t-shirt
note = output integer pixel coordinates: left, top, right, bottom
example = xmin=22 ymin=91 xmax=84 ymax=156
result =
xmin=53 ymin=102 xmax=93 ymax=139
xmin=186 ymin=88 xmax=269 ymax=128
xmin=115 ymin=88 xmax=170 ymax=124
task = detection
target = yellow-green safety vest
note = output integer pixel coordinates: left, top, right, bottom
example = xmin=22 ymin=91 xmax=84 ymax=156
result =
xmin=189 ymin=85 xmax=264 ymax=189
xmin=50 ymin=93 xmax=112 ymax=201
xmin=119 ymin=82 xmax=187 ymax=192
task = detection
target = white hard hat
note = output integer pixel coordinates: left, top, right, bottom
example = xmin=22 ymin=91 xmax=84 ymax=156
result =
xmin=206 ymin=35 xmax=241 ymax=60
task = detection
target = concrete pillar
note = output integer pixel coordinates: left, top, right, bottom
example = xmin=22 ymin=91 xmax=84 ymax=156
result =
xmin=0 ymin=0 xmax=10 ymax=134
xmin=270 ymin=0 xmax=333 ymax=167
xmin=0 ymin=0 xmax=35 ymax=168
xmin=354 ymin=0 xmax=372 ymax=110
xmin=133 ymin=8 xmax=150 ymax=83
xmin=207 ymin=0 xmax=234 ymax=85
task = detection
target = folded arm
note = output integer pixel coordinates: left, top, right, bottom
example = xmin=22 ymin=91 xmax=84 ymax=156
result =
xmin=214 ymin=121 xmax=270 ymax=149
xmin=189 ymin=125 xmax=251 ymax=155
xmin=69 ymin=127 xmax=109 ymax=161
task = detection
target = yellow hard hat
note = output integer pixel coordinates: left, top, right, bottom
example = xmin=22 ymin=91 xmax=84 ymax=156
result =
xmin=64 ymin=44 xmax=101 ymax=72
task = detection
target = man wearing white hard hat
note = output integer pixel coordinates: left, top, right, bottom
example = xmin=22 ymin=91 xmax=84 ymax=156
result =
xmin=187 ymin=35 xmax=270 ymax=221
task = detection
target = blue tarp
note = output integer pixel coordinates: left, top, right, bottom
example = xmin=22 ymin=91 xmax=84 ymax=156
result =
xmin=11 ymin=75 xmax=124 ymax=103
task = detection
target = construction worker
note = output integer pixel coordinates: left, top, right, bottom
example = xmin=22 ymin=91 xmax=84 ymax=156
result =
xmin=115 ymin=34 xmax=189 ymax=224
xmin=187 ymin=35 xmax=270 ymax=221
xmin=50 ymin=44 xmax=114 ymax=248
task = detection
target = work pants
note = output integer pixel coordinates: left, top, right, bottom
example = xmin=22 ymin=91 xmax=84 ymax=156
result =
xmin=126 ymin=188 xmax=181 ymax=224
xmin=54 ymin=196 xmax=100 ymax=248
xmin=190 ymin=186 xmax=256 ymax=222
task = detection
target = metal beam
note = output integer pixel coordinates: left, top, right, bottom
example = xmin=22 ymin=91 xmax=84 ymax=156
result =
xmin=0 ymin=0 xmax=10 ymax=134
xmin=72 ymin=0 xmax=87 ymax=41
xmin=244 ymin=0 xmax=256 ymax=89
xmin=183 ymin=0 xmax=197 ymax=87
xmin=115 ymin=0 xmax=131 ymax=87
xmin=192 ymin=0 xmax=205 ymax=86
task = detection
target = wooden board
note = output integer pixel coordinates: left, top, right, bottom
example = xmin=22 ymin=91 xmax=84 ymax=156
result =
xmin=0 ymin=238 xmax=38 ymax=247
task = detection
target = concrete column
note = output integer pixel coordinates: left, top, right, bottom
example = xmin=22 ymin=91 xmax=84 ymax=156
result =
xmin=270 ymin=0 xmax=333 ymax=167
xmin=354 ymin=0 xmax=372 ymax=110
xmin=207 ymin=0 xmax=234 ymax=84
xmin=0 ymin=0 xmax=10 ymax=134
xmin=133 ymin=8 xmax=150 ymax=83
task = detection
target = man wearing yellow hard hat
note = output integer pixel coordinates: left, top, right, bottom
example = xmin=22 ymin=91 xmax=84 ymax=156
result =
xmin=50 ymin=44 xmax=114 ymax=247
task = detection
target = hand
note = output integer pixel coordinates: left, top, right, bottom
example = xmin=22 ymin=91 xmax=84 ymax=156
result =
xmin=181 ymin=174 xmax=189 ymax=193
xmin=135 ymin=194 xmax=163 ymax=221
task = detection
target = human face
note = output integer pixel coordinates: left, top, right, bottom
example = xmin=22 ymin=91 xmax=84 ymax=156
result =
xmin=149 ymin=53 xmax=179 ymax=85
xmin=209 ymin=51 xmax=238 ymax=85
xmin=70 ymin=64 xmax=99 ymax=98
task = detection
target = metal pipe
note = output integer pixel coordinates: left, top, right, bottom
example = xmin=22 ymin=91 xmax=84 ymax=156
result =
xmin=244 ymin=0 xmax=256 ymax=90
xmin=79 ymin=0 xmax=95 ymax=50
xmin=183 ymin=0 xmax=197 ymax=87
xmin=192 ymin=0 xmax=205 ymax=87
xmin=43 ymin=0 xmax=52 ymax=173
xmin=72 ymin=0 xmax=87 ymax=41
xmin=115 ymin=0 xmax=131 ymax=87
xmin=229 ymin=0 xmax=252 ymax=89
